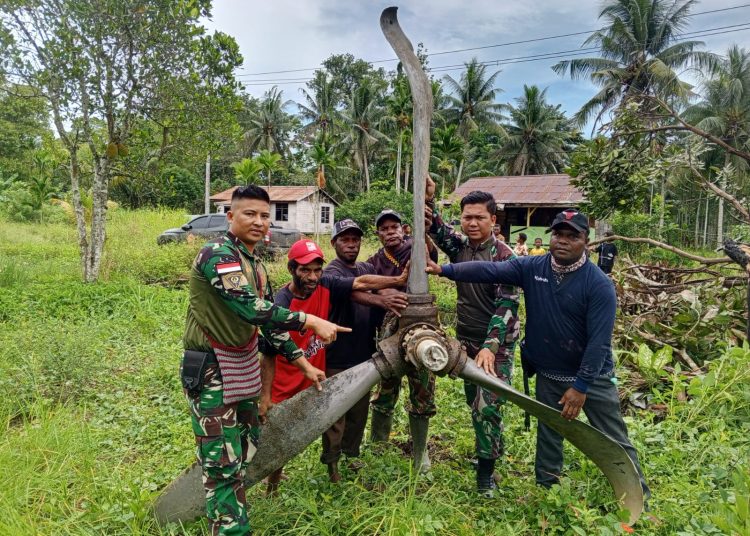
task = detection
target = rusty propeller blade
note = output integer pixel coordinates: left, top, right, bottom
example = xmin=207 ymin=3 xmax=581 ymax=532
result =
xmin=153 ymin=360 xmax=383 ymax=525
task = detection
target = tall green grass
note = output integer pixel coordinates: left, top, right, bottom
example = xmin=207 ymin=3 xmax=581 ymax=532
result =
xmin=0 ymin=210 xmax=747 ymax=534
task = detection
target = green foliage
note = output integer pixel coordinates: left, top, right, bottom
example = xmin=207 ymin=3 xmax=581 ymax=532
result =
xmin=567 ymin=133 xmax=654 ymax=220
xmin=158 ymin=166 xmax=204 ymax=213
xmin=336 ymin=188 xmax=414 ymax=233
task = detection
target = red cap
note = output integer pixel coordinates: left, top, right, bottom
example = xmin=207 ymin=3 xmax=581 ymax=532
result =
xmin=287 ymin=239 xmax=325 ymax=265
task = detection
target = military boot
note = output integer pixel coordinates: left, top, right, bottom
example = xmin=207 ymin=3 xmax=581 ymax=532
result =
xmin=477 ymin=457 xmax=497 ymax=498
xmin=409 ymin=414 xmax=431 ymax=473
xmin=370 ymin=411 xmax=393 ymax=443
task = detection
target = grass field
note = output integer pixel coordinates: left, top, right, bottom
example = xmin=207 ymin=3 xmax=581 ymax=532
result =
xmin=0 ymin=209 xmax=748 ymax=535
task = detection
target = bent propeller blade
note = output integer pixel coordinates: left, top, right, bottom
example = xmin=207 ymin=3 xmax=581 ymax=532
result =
xmin=153 ymin=360 xmax=382 ymax=525
xmin=380 ymin=6 xmax=431 ymax=294
xmin=459 ymin=360 xmax=644 ymax=525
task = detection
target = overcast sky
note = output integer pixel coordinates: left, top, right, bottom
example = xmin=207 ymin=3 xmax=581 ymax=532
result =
xmin=203 ymin=0 xmax=749 ymax=130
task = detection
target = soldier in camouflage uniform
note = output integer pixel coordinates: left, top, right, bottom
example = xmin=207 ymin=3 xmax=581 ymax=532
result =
xmin=425 ymin=184 xmax=520 ymax=497
xmin=182 ymin=185 xmax=348 ymax=536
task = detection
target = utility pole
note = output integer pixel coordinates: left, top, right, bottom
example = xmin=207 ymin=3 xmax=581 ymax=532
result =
xmin=204 ymin=154 xmax=211 ymax=214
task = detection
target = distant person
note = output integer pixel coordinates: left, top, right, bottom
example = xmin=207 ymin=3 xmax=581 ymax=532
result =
xmin=594 ymin=231 xmax=618 ymax=274
xmin=402 ymin=223 xmax=413 ymax=237
xmin=321 ymin=219 xmax=408 ymax=483
xmin=529 ymin=238 xmax=546 ymax=256
xmin=493 ymin=224 xmax=505 ymax=242
xmin=425 ymin=209 xmax=650 ymax=502
xmin=514 ymin=233 xmax=529 ymax=256
xmin=265 ymin=238 xmax=408 ymax=492
xmin=367 ymin=209 xmax=438 ymax=472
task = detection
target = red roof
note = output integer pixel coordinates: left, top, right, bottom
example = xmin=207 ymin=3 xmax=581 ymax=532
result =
xmin=450 ymin=174 xmax=584 ymax=207
xmin=210 ymin=186 xmax=335 ymax=204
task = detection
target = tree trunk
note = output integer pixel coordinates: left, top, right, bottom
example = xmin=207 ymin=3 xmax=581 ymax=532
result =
xmin=396 ymin=131 xmax=402 ymax=193
xmin=455 ymin=158 xmax=465 ymax=190
xmin=363 ymin=151 xmax=370 ymax=191
xmin=703 ymin=196 xmax=709 ymax=247
xmin=694 ymin=192 xmax=701 ymax=248
xmin=204 ymin=154 xmax=211 ymax=214
xmin=658 ymin=174 xmax=666 ymax=237
xmin=87 ymin=157 xmax=109 ymax=283
xmin=404 ymin=158 xmax=410 ymax=192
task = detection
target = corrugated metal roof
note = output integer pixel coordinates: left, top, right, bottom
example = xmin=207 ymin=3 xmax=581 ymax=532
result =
xmin=450 ymin=174 xmax=584 ymax=207
xmin=210 ymin=186 xmax=336 ymax=204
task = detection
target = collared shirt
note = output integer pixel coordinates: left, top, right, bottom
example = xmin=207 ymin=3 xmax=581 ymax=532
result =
xmin=428 ymin=204 xmax=520 ymax=353
xmin=183 ymin=231 xmax=304 ymax=361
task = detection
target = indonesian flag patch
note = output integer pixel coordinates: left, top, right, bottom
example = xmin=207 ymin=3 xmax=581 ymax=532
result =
xmin=216 ymin=262 xmax=241 ymax=274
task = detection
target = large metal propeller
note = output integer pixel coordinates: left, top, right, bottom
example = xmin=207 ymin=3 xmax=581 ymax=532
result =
xmin=153 ymin=6 xmax=643 ymax=527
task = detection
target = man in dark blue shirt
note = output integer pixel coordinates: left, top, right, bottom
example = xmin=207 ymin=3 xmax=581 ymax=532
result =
xmin=426 ymin=209 xmax=649 ymax=499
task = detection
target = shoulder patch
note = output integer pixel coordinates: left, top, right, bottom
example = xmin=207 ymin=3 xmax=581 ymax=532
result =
xmin=221 ymin=271 xmax=249 ymax=290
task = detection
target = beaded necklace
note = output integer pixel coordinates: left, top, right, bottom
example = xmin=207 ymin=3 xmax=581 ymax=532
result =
xmin=383 ymin=248 xmax=400 ymax=268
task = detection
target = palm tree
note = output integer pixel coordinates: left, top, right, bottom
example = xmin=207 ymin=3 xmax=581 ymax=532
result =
xmin=339 ymin=79 xmax=388 ymax=191
xmin=256 ymin=150 xmax=284 ymax=188
xmin=242 ymin=87 xmax=297 ymax=157
xmin=443 ymin=58 xmax=504 ymax=136
xmin=231 ymin=158 xmax=263 ymax=184
xmin=554 ymin=0 xmax=717 ymax=127
xmin=298 ymin=75 xmax=338 ymax=142
xmin=382 ymin=76 xmax=412 ymax=192
xmin=496 ymin=85 xmax=578 ymax=175
xmin=431 ymin=124 xmax=464 ymax=195
xmin=685 ymin=45 xmax=750 ymax=243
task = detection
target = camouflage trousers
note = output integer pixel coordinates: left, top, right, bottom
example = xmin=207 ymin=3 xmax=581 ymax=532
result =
xmin=462 ymin=339 xmax=513 ymax=460
xmin=370 ymin=365 xmax=436 ymax=418
xmin=186 ymin=362 xmax=260 ymax=536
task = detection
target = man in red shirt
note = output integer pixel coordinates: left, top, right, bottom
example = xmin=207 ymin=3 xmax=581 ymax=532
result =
xmin=263 ymin=239 xmax=408 ymax=493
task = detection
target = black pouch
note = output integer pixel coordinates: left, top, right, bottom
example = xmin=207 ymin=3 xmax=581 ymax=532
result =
xmin=181 ymin=350 xmax=212 ymax=395
xmin=520 ymin=340 xmax=536 ymax=378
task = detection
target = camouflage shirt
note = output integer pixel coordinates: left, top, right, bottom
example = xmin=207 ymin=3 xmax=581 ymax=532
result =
xmin=183 ymin=231 xmax=304 ymax=361
xmin=428 ymin=203 xmax=520 ymax=354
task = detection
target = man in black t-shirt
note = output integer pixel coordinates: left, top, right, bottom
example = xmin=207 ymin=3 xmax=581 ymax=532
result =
xmin=594 ymin=231 xmax=618 ymax=274
xmin=321 ymin=219 xmax=408 ymax=481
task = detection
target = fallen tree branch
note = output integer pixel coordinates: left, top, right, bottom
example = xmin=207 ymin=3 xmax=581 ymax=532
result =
xmin=590 ymin=235 xmax=732 ymax=265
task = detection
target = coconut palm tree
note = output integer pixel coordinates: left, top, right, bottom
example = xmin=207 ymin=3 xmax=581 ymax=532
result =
xmin=242 ymin=87 xmax=297 ymax=157
xmin=256 ymin=150 xmax=284 ymax=188
xmin=382 ymin=76 xmax=412 ymax=192
xmin=554 ymin=0 xmax=717 ymax=127
xmin=685 ymin=45 xmax=750 ymax=243
xmin=339 ymin=79 xmax=388 ymax=191
xmin=496 ymin=85 xmax=578 ymax=175
xmin=431 ymin=124 xmax=465 ymax=195
xmin=443 ymin=58 xmax=504 ymax=136
xmin=231 ymin=158 xmax=263 ymax=184
xmin=298 ymin=75 xmax=338 ymax=142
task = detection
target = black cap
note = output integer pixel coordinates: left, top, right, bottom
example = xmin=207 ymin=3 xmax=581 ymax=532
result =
xmin=331 ymin=218 xmax=363 ymax=240
xmin=375 ymin=209 xmax=402 ymax=228
xmin=547 ymin=209 xmax=590 ymax=234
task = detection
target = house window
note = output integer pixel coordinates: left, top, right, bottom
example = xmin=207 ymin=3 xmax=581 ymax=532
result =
xmin=320 ymin=206 xmax=330 ymax=224
xmin=275 ymin=203 xmax=289 ymax=222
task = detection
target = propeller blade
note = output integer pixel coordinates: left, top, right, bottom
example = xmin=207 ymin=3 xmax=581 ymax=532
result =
xmin=459 ymin=359 xmax=643 ymax=525
xmin=380 ymin=6 xmax=432 ymax=294
xmin=153 ymin=360 xmax=382 ymax=524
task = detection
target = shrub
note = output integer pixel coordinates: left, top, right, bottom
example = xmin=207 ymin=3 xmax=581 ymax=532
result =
xmin=337 ymin=188 xmax=414 ymax=233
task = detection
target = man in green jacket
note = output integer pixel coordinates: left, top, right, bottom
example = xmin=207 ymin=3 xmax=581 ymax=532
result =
xmin=182 ymin=185 xmax=348 ymax=536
